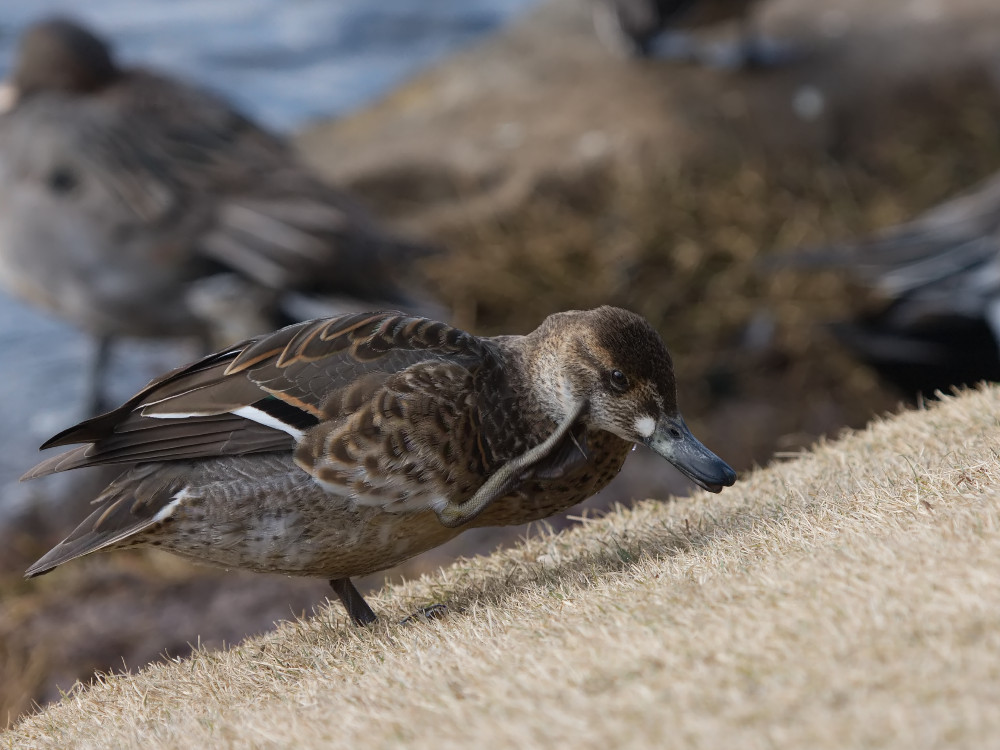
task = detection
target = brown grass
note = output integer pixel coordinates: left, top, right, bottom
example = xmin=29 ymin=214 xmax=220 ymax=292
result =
xmin=5 ymin=384 xmax=1000 ymax=749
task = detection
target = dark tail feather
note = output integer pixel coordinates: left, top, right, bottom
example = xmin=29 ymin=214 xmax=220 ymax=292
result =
xmin=25 ymin=511 xmax=151 ymax=578
xmin=25 ymin=472 xmax=169 ymax=576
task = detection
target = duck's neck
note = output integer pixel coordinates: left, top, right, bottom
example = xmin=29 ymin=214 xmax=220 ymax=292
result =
xmin=492 ymin=329 xmax=579 ymax=427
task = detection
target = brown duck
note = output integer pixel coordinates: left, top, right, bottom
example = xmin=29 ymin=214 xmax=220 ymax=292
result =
xmin=0 ymin=18 xmax=438 ymax=413
xmin=24 ymin=308 xmax=737 ymax=625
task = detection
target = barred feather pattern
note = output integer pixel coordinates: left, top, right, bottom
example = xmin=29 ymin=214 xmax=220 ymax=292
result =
xmin=24 ymin=311 xmax=638 ymax=579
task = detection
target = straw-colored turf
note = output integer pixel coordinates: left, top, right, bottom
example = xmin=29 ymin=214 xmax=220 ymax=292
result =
xmin=5 ymin=386 xmax=1000 ymax=749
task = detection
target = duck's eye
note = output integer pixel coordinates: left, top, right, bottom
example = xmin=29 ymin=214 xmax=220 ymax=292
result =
xmin=47 ymin=166 xmax=78 ymax=195
xmin=608 ymin=369 xmax=629 ymax=393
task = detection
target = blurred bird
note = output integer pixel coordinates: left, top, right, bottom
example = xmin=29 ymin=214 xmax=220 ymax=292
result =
xmin=0 ymin=18 xmax=441 ymax=414
xmin=23 ymin=307 xmax=737 ymax=625
xmin=590 ymin=0 xmax=784 ymax=67
xmin=775 ymin=171 xmax=1000 ymax=396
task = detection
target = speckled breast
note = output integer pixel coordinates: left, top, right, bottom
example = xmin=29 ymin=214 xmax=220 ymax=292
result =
xmin=473 ymin=428 xmax=633 ymax=528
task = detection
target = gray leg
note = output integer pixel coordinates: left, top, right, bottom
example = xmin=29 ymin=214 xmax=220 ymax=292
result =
xmin=647 ymin=12 xmax=796 ymax=70
xmin=85 ymin=336 xmax=113 ymax=416
xmin=330 ymin=578 xmax=377 ymax=626
xmin=734 ymin=11 xmax=797 ymax=69
xmin=644 ymin=31 xmax=701 ymax=63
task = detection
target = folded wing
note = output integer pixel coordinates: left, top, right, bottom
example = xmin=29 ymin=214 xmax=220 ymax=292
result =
xmin=23 ymin=312 xmax=487 ymax=480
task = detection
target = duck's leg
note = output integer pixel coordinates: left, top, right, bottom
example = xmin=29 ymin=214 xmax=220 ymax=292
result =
xmin=329 ymin=578 xmax=377 ymax=626
xmin=591 ymin=0 xmax=657 ymax=58
xmin=648 ymin=10 xmax=795 ymax=70
xmin=84 ymin=335 xmax=113 ymax=416
xmin=732 ymin=9 xmax=797 ymax=69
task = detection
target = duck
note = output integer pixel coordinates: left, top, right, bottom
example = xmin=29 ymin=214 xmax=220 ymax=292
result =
xmin=23 ymin=307 xmax=737 ymax=626
xmin=774 ymin=171 xmax=1000 ymax=397
xmin=590 ymin=0 xmax=781 ymax=67
xmin=0 ymin=18 xmax=440 ymax=414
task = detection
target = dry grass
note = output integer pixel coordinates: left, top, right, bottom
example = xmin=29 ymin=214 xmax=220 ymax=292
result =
xmin=5 ymin=385 xmax=1000 ymax=749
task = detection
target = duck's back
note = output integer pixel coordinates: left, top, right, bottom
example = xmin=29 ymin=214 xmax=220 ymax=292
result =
xmin=0 ymin=67 xmax=438 ymax=340
xmin=103 ymin=70 xmax=439 ymax=302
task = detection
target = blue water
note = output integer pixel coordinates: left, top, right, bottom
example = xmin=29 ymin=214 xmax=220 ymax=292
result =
xmin=0 ymin=0 xmax=540 ymax=518
xmin=0 ymin=0 xmax=540 ymax=131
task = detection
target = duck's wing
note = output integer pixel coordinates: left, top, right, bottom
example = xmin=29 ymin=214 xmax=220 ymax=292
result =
xmin=778 ymin=172 xmax=1000 ymax=299
xmin=23 ymin=312 xmax=486 ymax=480
xmin=25 ymin=461 xmax=210 ymax=577
xmin=115 ymin=71 xmax=439 ymax=306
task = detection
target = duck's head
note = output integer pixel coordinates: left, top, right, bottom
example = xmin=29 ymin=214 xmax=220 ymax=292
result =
xmin=528 ymin=306 xmax=737 ymax=493
xmin=3 ymin=18 xmax=118 ymax=109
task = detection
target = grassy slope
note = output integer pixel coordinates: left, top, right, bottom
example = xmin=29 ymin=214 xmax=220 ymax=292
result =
xmin=6 ymin=386 xmax=1000 ymax=749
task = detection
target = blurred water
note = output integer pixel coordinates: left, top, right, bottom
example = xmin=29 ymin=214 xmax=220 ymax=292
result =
xmin=0 ymin=0 xmax=539 ymax=521
xmin=0 ymin=0 xmax=540 ymax=131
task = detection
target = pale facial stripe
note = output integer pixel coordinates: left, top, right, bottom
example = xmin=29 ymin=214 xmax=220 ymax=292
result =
xmin=634 ymin=415 xmax=656 ymax=439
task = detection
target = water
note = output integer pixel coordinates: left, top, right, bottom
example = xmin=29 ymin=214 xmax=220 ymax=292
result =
xmin=0 ymin=0 xmax=540 ymax=520
xmin=0 ymin=0 xmax=539 ymax=131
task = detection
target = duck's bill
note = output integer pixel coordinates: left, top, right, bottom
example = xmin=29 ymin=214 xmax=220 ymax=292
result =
xmin=644 ymin=416 xmax=737 ymax=493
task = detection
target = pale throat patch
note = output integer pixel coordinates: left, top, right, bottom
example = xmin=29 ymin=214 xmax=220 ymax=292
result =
xmin=556 ymin=376 xmax=576 ymax=413
xmin=536 ymin=372 xmax=578 ymax=420
xmin=634 ymin=415 xmax=657 ymax=438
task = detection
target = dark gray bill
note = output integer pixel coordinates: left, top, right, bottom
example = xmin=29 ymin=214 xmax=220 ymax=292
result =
xmin=644 ymin=416 xmax=736 ymax=493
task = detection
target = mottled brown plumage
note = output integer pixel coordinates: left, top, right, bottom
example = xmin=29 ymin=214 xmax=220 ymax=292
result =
xmin=24 ymin=308 xmax=736 ymax=625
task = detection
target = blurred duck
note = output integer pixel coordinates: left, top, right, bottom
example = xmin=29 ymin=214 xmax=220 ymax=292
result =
xmin=0 ymin=18 xmax=441 ymax=413
xmin=23 ymin=307 xmax=737 ymax=625
xmin=591 ymin=0 xmax=782 ymax=67
xmin=777 ymin=172 xmax=1000 ymax=396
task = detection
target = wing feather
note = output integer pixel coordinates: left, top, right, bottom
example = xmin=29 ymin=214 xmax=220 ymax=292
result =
xmin=25 ymin=463 xmax=190 ymax=576
xmin=110 ymin=71 xmax=439 ymax=302
xmin=24 ymin=312 xmax=488 ymax=480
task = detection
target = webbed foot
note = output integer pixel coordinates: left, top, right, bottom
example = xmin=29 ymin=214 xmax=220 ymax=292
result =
xmin=400 ymin=603 xmax=449 ymax=625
